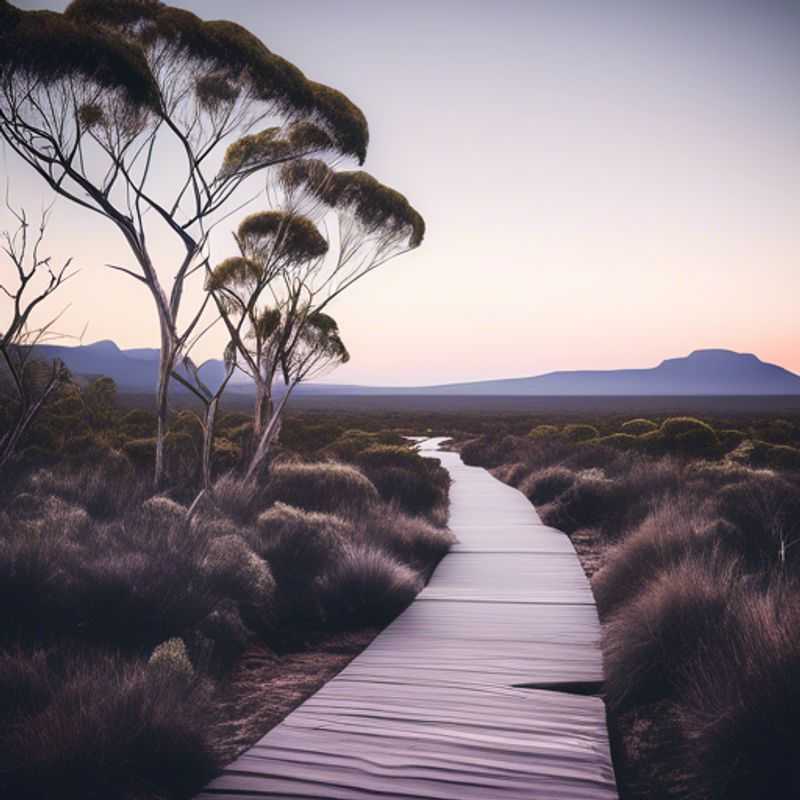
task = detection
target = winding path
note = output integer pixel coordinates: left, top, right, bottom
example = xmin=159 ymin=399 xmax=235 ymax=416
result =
xmin=197 ymin=438 xmax=617 ymax=799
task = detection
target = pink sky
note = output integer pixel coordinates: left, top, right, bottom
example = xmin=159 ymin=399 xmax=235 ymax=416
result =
xmin=3 ymin=0 xmax=798 ymax=384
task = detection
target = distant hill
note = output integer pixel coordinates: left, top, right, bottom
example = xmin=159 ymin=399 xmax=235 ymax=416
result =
xmin=395 ymin=350 xmax=800 ymax=396
xmin=34 ymin=340 xmax=244 ymax=393
xmin=32 ymin=343 xmax=800 ymax=396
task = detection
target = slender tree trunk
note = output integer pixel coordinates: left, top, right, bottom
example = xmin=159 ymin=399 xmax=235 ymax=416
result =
xmin=245 ymin=385 xmax=294 ymax=483
xmin=201 ymin=397 xmax=219 ymax=491
xmin=154 ymin=321 xmax=177 ymax=489
xmin=253 ymin=379 xmax=268 ymax=436
xmin=0 ymin=377 xmax=60 ymax=471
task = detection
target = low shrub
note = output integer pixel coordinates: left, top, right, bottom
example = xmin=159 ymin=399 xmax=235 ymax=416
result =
xmin=593 ymin=433 xmax=641 ymax=451
xmin=0 ymin=648 xmax=218 ymax=800
xmin=316 ymin=543 xmax=422 ymax=629
xmin=620 ymin=418 xmax=658 ymax=435
xmin=528 ymin=424 xmax=560 ymax=439
xmin=716 ymin=474 xmax=800 ymax=568
xmin=265 ymin=462 xmax=379 ymax=515
xmin=491 ymin=462 xmax=530 ymax=487
xmin=253 ymin=504 xmax=350 ymax=624
xmin=211 ymin=473 xmax=260 ymax=523
xmin=24 ymin=460 xmax=141 ymax=519
xmin=563 ymin=423 xmax=599 ymax=442
xmin=148 ymin=637 xmax=194 ymax=682
xmin=540 ymin=458 xmax=682 ymax=539
xmin=519 ymin=466 xmax=576 ymax=505
xmin=363 ymin=508 xmax=455 ymax=575
xmin=365 ymin=465 xmax=434 ymax=515
xmin=202 ymin=535 xmax=275 ymax=609
xmin=592 ymin=499 xmax=721 ymax=617
xmin=603 ymin=554 xmax=741 ymax=712
xmin=658 ymin=416 xmax=719 ymax=454
xmin=676 ymin=589 xmax=800 ymax=800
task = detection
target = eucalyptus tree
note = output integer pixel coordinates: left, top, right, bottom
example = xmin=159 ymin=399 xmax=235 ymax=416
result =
xmin=207 ymin=210 xmax=329 ymax=441
xmin=244 ymin=309 xmax=349 ymax=481
xmin=274 ymin=159 xmax=426 ymax=311
xmin=0 ymin=0 xmax=367 ymax=485
xmin=0 ymin=205 xmax=75 ymax=470
xmin=209 ymin=162 xmax=424 ymax=478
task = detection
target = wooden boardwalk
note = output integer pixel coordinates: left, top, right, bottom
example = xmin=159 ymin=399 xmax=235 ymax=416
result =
xmin=197 ymin=438 xmax=617 ymax=800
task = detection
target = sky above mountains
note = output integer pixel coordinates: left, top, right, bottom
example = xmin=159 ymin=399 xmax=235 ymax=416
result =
xmin=3 ymin=0 xmax=799 ymax=384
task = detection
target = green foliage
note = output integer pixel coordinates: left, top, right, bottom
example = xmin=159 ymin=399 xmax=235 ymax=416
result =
xmin=563 ymin=423 xmax=599 ymax=442
xmin=280 ymin=422 xmax=343 ymax=454
xmin=528 ymin=424 xmax=560 ymax=439
xmin=278 ymin=159 xmax=425 ymax=247
xmin=65 ymin=0 xmax=369 ymax=160
xmin=207 ymin=256 xmax=263 ymax=290
xmin=757 ymin=419 xmax=798 ymax=445
xmin=265 ymin=462 xmax=379 ymax=515
xmin=235 ymin=211 xmax=328 ymax=263
xmin=121 ymin=408 xmax=158 ymax=438
xmin=221 ymin=124 xmax=332 ymax=176
xmin=2 ymin=4 xmax=160 ymax=109
xmin=82 ymin=377 xmax=117 ymax=429
xmin=659 ymin=416 xmax=718 ymax=442
xmin=148 ymin=637 xmax=194 ymax=682
xmin=735 ymin=440 xmax=800 ymax=471
xmin=620 ymin=418 xmax=658 ymax=435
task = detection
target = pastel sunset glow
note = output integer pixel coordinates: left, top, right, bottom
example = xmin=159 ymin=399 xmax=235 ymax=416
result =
xmin=4 ymin=0 xmax=799 ymax=384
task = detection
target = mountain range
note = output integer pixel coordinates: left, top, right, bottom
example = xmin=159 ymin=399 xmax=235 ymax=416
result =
xmin=33 ymin=342 xmax=800 ymax=396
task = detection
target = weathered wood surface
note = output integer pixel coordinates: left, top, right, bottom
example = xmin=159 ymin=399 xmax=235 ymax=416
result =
xmin=197 ymin=437 xmax=617 ymax=800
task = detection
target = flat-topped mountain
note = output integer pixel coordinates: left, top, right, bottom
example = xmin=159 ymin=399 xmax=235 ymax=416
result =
xmin=400 ymin=349 xmax=800 ymax=396
xmin=32 ymin=344 xmax=800 ymax=396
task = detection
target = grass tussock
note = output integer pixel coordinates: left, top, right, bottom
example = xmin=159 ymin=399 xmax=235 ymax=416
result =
xmin=316 ymin=543 xmax=422 ymax=629
xmin=0 ymin=646 xmax=218 ymax=800
xmin=264 ymin=461 xmax=380 ymax=515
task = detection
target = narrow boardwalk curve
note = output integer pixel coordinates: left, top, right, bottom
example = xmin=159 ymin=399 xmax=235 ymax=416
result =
xmin=197 ymin=438 xmax=618 ymax=800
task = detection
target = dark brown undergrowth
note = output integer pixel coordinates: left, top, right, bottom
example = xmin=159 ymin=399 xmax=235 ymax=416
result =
xmin=0 ymin=412 xmax=452 ymax=800
xmin=466 ymin=415 xmax=800 ymax=800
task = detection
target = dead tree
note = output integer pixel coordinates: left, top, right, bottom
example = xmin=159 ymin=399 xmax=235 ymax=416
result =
xmin=0 ymin=205 xmax=75 ymax=470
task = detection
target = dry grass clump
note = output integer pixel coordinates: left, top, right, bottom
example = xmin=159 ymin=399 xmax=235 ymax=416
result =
xmin=0 ymin=412 xmax=454 ymax=800
xmin=491 ymin=461 xmax=530 ymax=487
xmin=355 ymin=444 xmax=450 ymax=517
xmin=475 ymin=412 xmax=800 ymax=799
xmin=316 ymin=543 xmax=422 ymax=629
xmin=519 ymin=466 xmax=576 ymax=505
xmin=676 ymin=589 xmax=800 ymax=800
xmin=23 ymin=461 xmax=144 ymax=519
xmin=592 ymin=498 xmax=722 ymax=617
xmin=265 ymin=461 xmax=380 ymax=515
xmin=0 ymin=647 xmax=218 ymax=800
xmin=361 ymin=508 xmax=455 ymax=576
xmin=602 ymin=554 xmax=741 ymax=712
xmin=253 ymin=503 xmax=350 ymax=595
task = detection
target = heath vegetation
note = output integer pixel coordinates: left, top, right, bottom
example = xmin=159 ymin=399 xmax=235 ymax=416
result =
xmin=460 ymin=411 xmax=800 ymax=798
xmin=0 ymin=1 xmax=444 ymax=797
